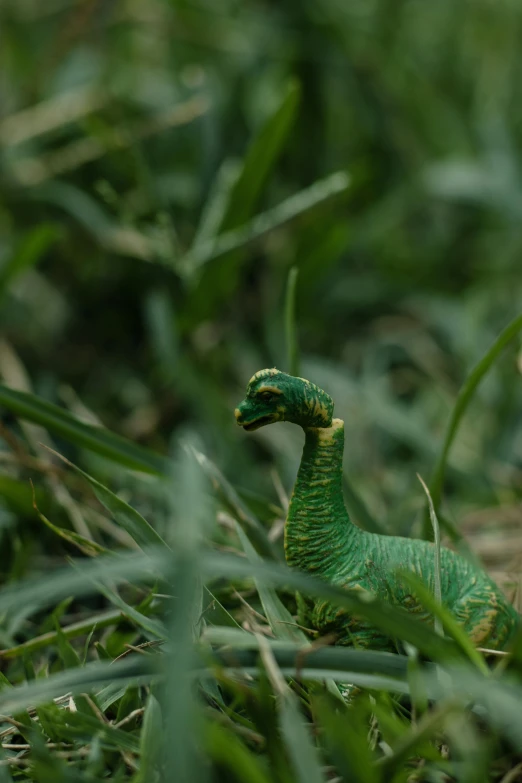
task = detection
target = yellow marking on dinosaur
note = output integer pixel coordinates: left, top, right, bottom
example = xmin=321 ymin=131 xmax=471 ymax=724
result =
xmin=314 ymin=418 xmax=344 ymax=444
xmin=257 ymin=385 xmax=283 ymax=395
xmin=308 ymin=396 xmax=327 ymax=421
xmin=468 ymin=608 xmax=498 ymax=644
xmin=248 ymin=368 xmax=279 ymax=385
xmin=462 ymin=586 xmax=501 ymax=644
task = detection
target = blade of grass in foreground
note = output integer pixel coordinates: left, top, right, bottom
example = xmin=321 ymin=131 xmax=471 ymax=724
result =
xmin=136 ymin=694 xmax=163 ymax=783
xmin=207 ymin=628 xmax=414 ymax=691
xmin=315 ymin=696 xmax=378 ymax=783
xmin=235 ymin=522 xmax=305 ymax=643
xmin=421 ymin=666 xmax=522 ymax=751
xmin=45 ymin=445 xmax=233 ymax=645
xmin=0 ymin=542 xmax=456 ymax=663
xmin=163 ymin=440 xmax=207 ymax=782
xmin=398 ymin=571 xmax=488 ymax=674
xmin=425 ymin=310 xmax=522 ymax=538
xmin=209 ymin=642 xmax=413 ymax=686
xmin=0 ymin=384 xmax=169 ymax=474
xmin=200 ymin=551 xmax=461 ymax=663
xmin=377 ymin=699 xmax=462 ymax=776
xmin=258 ymin=636 xmax=326 ymax=783
xmin=0 ymin=549 xmax=166 ymax=617
xmin=0 ymin=656 xmax=159 ymax=716
xmin=205 ymin=720 xmax=272 ymax=783
xmin=0 ymin=545 xmax=458 ymax=663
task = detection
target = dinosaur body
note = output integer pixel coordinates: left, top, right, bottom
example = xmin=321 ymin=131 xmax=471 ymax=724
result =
xmin=236 ymin=369 xmax=518 ymax=652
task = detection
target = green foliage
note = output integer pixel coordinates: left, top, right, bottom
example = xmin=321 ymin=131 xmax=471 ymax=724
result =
xmin=1 ymin=0 xmax=522 ymax=779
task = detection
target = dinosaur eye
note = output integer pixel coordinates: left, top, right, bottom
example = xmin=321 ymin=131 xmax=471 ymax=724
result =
xmin=259 ymin=390 xmax=274 ymax=401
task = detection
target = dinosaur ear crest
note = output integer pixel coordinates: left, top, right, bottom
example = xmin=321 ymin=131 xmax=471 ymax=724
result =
xmin=248 ymin=367 xmax=281 ymax=387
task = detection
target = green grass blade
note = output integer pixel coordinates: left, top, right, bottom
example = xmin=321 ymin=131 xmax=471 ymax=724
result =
xmin=0 ymin=544 xmax=461 ymax=667
xmin=204 ymin=625 xmax=283 ymax=647
xmin=144 ymin=287 xmax=180 ymax=376
xmin=0 ymin=656 xmax=159 ymax=717
xmin=209 ymin=640 xmax=412 ymax=683
xmin=0 ymin=549 xmax=166 ymax=617
xmin=200 ymin=550 xmax=462 ymax=662
xmin=179 ymin=171 xmax=350 ymax=274
xmin=53 ymin=617 xmax=82 ymax=669
xmin=422 ymin=666 xmax=522 ymax=750
xmin=47 ymin=447 xmax=169 ymax=549
xmin=398 ymin=570 xmax=488 ymax=673
xmin=377 ymin=699 xmax=462 ymax=776
xmin=191 ymin=160 xmax=241 ymax=247
xmin=137 ymin=694 xmax=163 ymax=782
xmin=227 ymin=665 xmax=409 ymax=694
xmin=33 ymin=491 xmax=107 ymax=558
xmin=235 ymin=522 xmax=305 ymax=643
xmin=0 ymin=757 xmax=14 ymax=783
xmin=163 ymin=442 xmax=207 ymax=782
xmin=425 ymin=311 xmax=522 ymax=537
xmin=0 ymin=610 xmax=122 ymax=660
xmin=59 ymin=709 xmax=142 ymax=753
xmin=205 ymin=720 xmax=272 ymax=783
xmin=93 ymin=581 xmax=166 ymax=640
xmin=315 ymin=696 xmax=379 ymax=783
xmin=285 ymin=266 xmax=300 ymax=377
xmin=191 ymin=446 xmax=276 ymax=559
xmin=258 ymin=638 xmax=326 ymax=783
xmin=0 ymin=384 xmax=169 ymax=474
xmin=0 ymin=475 xmax=54 ymax=520
xmin=417 ymin=473 xmax=443 ymax=636
xmin=0 ymin=223 xmax=61 ymax=299
xmin=202 ymin=588 xmax=242 ymax=629
xmin=219 ymin=81 xmax=301 ymax=233
xmin=279 ymin=693 xmax=326 ymax=783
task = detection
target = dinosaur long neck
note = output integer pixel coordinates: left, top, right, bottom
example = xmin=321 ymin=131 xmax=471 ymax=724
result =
xmin=284 ymin=418 xmax=361 ymax=577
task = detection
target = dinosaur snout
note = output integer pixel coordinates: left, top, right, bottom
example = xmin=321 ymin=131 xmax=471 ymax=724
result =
xmin=234 ymin=404 xmax=246 ymax=425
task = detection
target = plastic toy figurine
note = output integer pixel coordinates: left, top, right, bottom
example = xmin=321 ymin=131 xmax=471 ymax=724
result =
xmin=236 ymin=369 xmax=518 ymax=652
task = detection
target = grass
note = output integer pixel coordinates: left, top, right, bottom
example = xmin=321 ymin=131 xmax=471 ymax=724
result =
xmin=1 ymin=0 xmax=522 ymax=779
xmin=0 ymin=323 xmax=518 ymax=780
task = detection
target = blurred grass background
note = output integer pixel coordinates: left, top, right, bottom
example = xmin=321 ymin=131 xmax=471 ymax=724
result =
xmin=2 ymin=0 xmax=521 ymax=566
xmin=1 ymin=0 xmax=522 ymax=780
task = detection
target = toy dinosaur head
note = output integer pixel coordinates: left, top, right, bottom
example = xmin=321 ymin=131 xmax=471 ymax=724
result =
xmin=235 ymin=368 xmax=334 ymax=431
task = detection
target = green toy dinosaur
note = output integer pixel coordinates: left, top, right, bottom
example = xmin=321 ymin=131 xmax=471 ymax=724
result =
xmin=235 ymin=368 xmax=519 ymax=652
